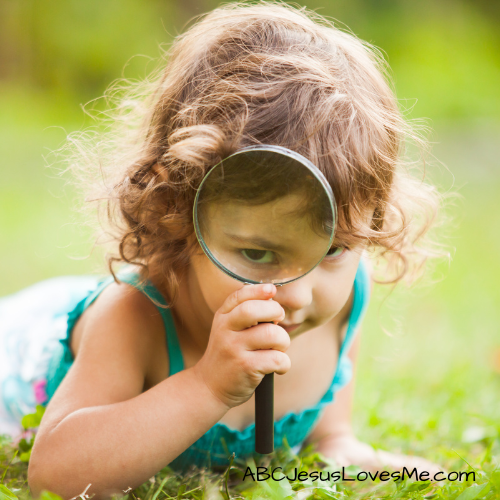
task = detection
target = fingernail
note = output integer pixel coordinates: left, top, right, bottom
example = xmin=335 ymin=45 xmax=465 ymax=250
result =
xmin=263 ymin=284 xmax=274 ymax=293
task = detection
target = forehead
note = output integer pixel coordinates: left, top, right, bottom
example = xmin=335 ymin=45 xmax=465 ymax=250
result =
xmin=206 ymin=193 xmax=322 ymax=242
xmin=211 ymin=192 xmax=309 ymax=217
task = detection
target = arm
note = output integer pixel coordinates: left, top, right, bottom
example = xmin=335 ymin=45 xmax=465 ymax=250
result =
xmin=304 ymin=328 xmax=360 ymax=452
xmin=305 ymin=329 xmax=389 ymax=469
xmin=305 ymin=329 xmax=441 ymax=474
xmin=29 ymin=281 xmax=290 ymax=499
xmin=305 ymin=257 xmax=371 ymax=456
xmin=28 ymin=284 xmax=230 ymax=500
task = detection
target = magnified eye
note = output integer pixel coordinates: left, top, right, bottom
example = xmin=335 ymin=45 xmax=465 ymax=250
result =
xmin=326 ymin=246 xmax=345 ymax=257
xmin=241 ymin=249 xmax=277 ymax=264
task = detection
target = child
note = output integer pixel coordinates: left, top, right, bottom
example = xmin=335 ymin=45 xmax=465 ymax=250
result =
xmin=0 ymin=2 xmax=442 ymax=497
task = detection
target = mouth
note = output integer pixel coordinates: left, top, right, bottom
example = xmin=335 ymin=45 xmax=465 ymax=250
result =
xmin=278 ymin=323 xmax=302 ymax=334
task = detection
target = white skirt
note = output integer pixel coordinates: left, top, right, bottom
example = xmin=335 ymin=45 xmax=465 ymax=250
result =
xmin=0 ymin=276 xmax=99 ymax=438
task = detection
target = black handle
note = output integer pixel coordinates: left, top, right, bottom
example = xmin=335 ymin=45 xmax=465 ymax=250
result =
xmin=255 ymin=372 xmax=274 ymax=453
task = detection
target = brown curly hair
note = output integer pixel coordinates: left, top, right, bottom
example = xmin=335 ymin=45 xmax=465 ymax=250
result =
xmin=66 ymin=1 xmax=444 ymax=306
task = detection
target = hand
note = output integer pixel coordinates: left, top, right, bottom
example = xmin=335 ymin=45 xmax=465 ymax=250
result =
xmin=316 ymin=433 xmax=442 ymax=476
xmin=193 ymin=283 xmax=291 ymax=409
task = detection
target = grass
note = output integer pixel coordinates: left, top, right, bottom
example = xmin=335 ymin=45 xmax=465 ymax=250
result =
xmin=0 ymin=426 xmax=498 ymax=499
xmin=1 ymin=89 xmax=500 ymax=498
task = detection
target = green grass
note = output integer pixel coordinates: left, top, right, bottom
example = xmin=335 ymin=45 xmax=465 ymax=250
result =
xmin=1 ymin=90 xmax=500 ymax=498
xmin=0 ymin=425 xmax=498 ymax=499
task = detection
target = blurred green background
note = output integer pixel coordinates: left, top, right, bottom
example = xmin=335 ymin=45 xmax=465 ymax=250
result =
xmin=1 ymin=0 xmax=499 ymax=466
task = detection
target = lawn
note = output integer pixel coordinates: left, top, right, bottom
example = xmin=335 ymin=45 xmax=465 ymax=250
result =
xmin=1 ymin=89 xmax=499 ymax=499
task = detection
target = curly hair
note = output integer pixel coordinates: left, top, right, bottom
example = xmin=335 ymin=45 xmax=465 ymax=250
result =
xmin=65 ymin=1 xmax=445 ymax=305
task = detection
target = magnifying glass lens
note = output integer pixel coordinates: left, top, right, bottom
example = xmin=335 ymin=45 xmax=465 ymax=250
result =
xmin=194 ymin=147 xmax=335 ymax=284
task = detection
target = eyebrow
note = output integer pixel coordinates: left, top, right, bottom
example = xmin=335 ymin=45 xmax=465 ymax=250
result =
xmin=223 ymin=233 xmax=288 ymax=252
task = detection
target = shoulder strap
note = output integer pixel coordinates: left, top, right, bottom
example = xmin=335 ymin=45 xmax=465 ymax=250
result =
xmin=86 ymin=270 xmax=185 ymax=377
xmin=338 ymin=257 xmax=371 ymax=359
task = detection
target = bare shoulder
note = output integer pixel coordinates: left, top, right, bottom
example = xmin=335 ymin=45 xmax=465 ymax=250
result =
xmin=39 ymin=280 xmax=168 ymax=433
xmin=71 ymin=280 xmax=170 ymax=387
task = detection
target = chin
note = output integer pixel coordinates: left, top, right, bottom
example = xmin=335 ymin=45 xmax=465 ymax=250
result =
xmin=287 ymin=322 xmax=311 ymax=339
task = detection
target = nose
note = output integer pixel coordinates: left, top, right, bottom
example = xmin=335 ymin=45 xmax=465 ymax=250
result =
xmin=273 ymin=275 xmax=313 ymax=316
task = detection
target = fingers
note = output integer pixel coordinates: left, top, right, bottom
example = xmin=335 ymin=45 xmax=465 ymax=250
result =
xmin=375 ymin=450 xmax=443 ymax=475
xmin=247 ymin=348 xmax=292 ymax=376
xmin=219 ymin=284 xmax=277 ymax=315
xmin=243 ymin=322 xmax=290 ymax=352
xmin=228 ymin=298 xmax=285 ymax=330
xmin=217 ymin=284 xmax=285 ymax=331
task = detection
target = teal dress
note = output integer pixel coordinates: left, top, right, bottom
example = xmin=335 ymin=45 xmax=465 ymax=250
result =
xmin=0 ymin=260 xmax=370 ymax=473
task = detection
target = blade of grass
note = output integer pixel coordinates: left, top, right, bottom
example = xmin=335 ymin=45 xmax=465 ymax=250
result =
xmin=151 ymin=476 xmax=171 ymax=500
xmin=1 ymin=450 xmax=18 ymax=483
xmin=158 ymin=488 xmax=175 ymax=500
xmin=452 ymin=449 xmax=478 ymax=473
xmin=221 ymin=454 xmax=235 ymax=500
xmin=144 ymin=479 xmax=157 ymax=500
xmin=180 ymin=486 xmax=201 ymax=497
xmin=176 ymin=484 xmax=186 ymax=499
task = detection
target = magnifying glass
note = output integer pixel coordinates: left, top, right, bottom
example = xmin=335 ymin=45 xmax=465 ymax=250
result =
xmin=193 ymin=144 xmax=336 ymax=454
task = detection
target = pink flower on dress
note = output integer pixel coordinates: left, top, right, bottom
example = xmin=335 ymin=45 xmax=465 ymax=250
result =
xmin=33 ymin=379 xmax=48 ymax=404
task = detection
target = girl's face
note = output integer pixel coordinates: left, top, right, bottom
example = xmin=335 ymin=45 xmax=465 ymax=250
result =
xmin=188 ymin=238 xmax=365 ymax=339
xmin=199 ymin=192 xmax=333 ymax=285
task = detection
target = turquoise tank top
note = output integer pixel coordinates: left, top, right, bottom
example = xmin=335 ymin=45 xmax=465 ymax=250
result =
xmin=44 ymin=259 xmax=371 ymax=474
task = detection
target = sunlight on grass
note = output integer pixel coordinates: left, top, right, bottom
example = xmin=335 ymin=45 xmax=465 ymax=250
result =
xmin=1 ymin=90 xmax=499 ymax=498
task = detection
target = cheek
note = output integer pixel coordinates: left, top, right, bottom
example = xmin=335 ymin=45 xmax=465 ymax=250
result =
xmin=191 ymin=253 xmax=244 ymax=313
xmin=312 ymin=280 xmax=345 ymax=321
xmin=313 ymin=252 xmax=363 ymax=320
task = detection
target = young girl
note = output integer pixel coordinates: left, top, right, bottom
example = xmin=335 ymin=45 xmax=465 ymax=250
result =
xmin=0 ymin=2 xmax=442 ymax=497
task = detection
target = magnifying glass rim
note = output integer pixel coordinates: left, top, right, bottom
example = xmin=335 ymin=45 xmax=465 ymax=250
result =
xmin=193 ymin=144 xmax=337 ymax=285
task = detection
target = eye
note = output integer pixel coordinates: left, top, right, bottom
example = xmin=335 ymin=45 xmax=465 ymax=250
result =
xmin=325 ymin=246 xmax=345 ymax=258
xmin=241 ymin=249 xmax=277 ymax=264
